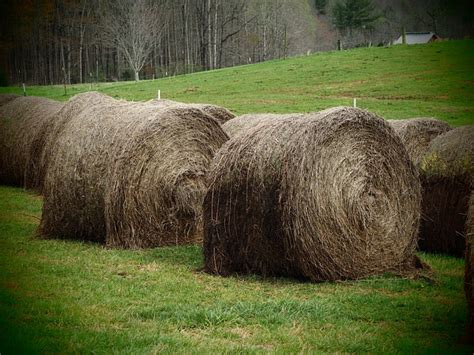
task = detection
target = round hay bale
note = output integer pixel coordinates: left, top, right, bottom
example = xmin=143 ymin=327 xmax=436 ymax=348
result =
xmin=418 ymin=125 xmax=474 ymax=256
xmin=0 ymin=96 xmax=64 ymax=188
xmin=149 ymin=98 xmax=235 ymax=124
xmin=389 ymin=118 xmax=451 ymax=164
xmin=465 ymin=192 xmax=474 ymax=339
xmin=0 ymin=93 xmax=20 ymax=107
xmin=40 ymin=98 xmax=228 ymax=247
xmin=38 ymin=92 xmax=118 ymax=190
xmin=203 ymin=107 xmax=422 ymax=281
xmin=222 ymin=113 xmax=305 ymax=138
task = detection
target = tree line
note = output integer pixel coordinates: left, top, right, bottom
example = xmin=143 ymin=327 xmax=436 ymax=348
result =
xmin=0 ymin=0 xmax=472 ymax=86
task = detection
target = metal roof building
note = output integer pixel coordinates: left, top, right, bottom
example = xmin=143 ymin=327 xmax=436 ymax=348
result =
xmin=394 ymin=32 xmax=440 ymax=45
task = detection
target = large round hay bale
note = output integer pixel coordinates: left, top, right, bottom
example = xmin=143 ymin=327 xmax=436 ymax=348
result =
xmin=222 ymin=113 xmax=304 ymax=138
xmin=40 ymin=97 xmax=228 ymax=247
xmin=465 ymin=193 xmax=474 ymax=339
xmin=38 ymin=92 xmax=117 ymax=190
xmin=0 ymin=96 xmax=64 ymax=188
xmin=0 ymin=93 xmax=20 ymax=107
xmin=389 ymin=118 xmax=451 ymax=164
xmin=149 ymin=98 xmax=235 ymax=124
xmin=203 ymin=107 xmax=422 ymax=281
xmin=418 ymin=125 xmax=474 ymax=256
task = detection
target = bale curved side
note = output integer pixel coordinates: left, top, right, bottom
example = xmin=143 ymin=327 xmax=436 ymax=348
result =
xmin=204 ymin=107 xmax=421 ymax=281
xmin=465 ymin=193 xmax=474 ymax=339
xmin=41 ymin=99 xmax=228 ymax=246
xmin=105 ymin=107 xmax=228 ymax=248
xmin=222 ymin=113 xmax=304 ymax=138
xmin=418 ymin=125 xmax=474 ymax=256
xmin=389 ymin=118 xmax=451 ymax=164
xmin=149 ymin=98 xmax=235 ymax=124
xmin=37 ymin=92 xmax=118 ymax=191
xmin=0 ymin=93 xmax=20 ymax=107
xmin=0 ymin=96 xmax=64 ymax=188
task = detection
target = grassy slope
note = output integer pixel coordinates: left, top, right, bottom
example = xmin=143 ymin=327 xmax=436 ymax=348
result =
xmin=0 ymin=187 xmax=471 ymax=353
xmin=1 ymin=40 xmax=473 ymax=126
xmin=1 ymin=41 xmax=474 ymax=353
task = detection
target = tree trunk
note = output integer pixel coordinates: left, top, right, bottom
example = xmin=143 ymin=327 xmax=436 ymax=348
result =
xmin=134 ymin=70 xmax=139 ymax=81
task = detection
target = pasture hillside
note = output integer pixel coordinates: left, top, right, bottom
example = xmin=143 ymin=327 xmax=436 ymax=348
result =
xmin=1 ymin=40 xmax=473 ymax=126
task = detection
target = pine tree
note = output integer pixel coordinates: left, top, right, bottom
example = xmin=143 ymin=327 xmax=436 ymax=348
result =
xmin=332 ymin=0 xmax=379 ymax=34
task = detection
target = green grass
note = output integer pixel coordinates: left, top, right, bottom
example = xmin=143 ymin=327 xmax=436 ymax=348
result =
xmin=1 ymin=40 xmax=473 ymax=126
xmin=0 ymin=186 xmax=472 ymax=353
xmin=1 ymin=41 xmax=473 ymax=352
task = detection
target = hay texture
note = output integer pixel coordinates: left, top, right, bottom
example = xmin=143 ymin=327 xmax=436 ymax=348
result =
xmin=222 ymin=113 xmax=304 ymax=138
xmin=465 ymin=193 xmax=474 ymax=339
xmin=418 ymin=125 xmax=474 ymax=256
xmin=0 ymin=93 xmax=20 ymax=107
xmin=0 ymin=96 xmax=64 ymax=188
xmin=40 ymin=97 xmax=228 ymax=247
xmin=38 ymin=92 xmax=117 ymax=190
xmin=204 ymin=107 xmax=422 ymax=282
xmin=389 ymin=118 xmax=451 ymax=164
xmin=149 ymin=98 xmax=235 ymax=124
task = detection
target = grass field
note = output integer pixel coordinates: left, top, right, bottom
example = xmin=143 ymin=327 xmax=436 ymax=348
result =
xmin=1 ymin=40 xmax=473 ymax=353
xmin=1 ymin=40 xmax=473 ymax=126
xmin=0 ymin=187 xmax=471 ymax=353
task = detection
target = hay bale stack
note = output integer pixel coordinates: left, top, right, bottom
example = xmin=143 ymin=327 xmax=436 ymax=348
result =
xmin=418 ymin=125 xmax=474 ymax=256
xmin=389 ymin=118 xmax=451 ymax=164
xmin=40 ymin=97 xmax=228 ymax=247
xmin=0 ymin=96 xmax=64 ymax=188
xmin=0 ymin=93 xmax=20 ymax=107
xmin=149 ymin=98 xmax=235 ymax=124
xmin=465 ymin=193 xmax=474 ymax=339
xmin=204 ymin=107 xmax=422 ymax=281
xmin=222 ymin=113 xmax=304 ymax=138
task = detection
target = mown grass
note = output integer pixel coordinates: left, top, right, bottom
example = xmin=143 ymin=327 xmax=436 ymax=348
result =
xmin=1 ymin=40 xmax=473 ymax=126
xmin=0 ymin=186 xmax=472 ymax=353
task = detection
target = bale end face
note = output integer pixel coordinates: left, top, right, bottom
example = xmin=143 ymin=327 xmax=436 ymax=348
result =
xmin=204 ymin=107 xmax=422 ymax=282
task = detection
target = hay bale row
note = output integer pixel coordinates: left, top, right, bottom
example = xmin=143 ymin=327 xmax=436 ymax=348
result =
xmin=222 ymin=113 xmax=304 ymax=138
xmin=149 ymin=98 xmax=235 ymax=124
xmin=465 ymin=193 xmax=474 ymax=339
xmin=417 ymin=126 xmax=474 ymax=257
xmin=389 ymin=118 xmax=451 ymax=164
xmin=203 ymin=107 xmax=422 ymax=281
xmin=0 ymin=96 xmax=64 ymax=189
xmin=40 ymin=92 xmax=228 ymax=248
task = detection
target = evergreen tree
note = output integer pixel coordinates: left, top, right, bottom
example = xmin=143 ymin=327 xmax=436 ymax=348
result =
xmin=332 ymin=0 xmax=379 ymax=34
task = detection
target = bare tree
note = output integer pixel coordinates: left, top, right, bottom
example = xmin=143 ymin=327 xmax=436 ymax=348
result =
xmin=101 ymin=0 xmax=161 ymax=81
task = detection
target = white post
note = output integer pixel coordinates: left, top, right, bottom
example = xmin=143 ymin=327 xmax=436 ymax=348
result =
xmin=157 ymin=89 xmax=161 ymax=100
xmin=353 ymin=98 xmax=357 ymax=108
xmin=22 ymin=83 xmax=26 ymax=96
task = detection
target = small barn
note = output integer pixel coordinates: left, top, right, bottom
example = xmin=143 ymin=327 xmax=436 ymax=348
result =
xmin=394 ymin=32 xmax=440 ymax=45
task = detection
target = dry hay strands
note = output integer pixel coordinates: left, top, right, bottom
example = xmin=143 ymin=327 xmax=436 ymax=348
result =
xmin=389 ymin=117 xmax=451 ymax=164
xmin=105 ymin=107 xmax=228 ymax=248
xmin=0 ymin=96 xmax=64 ymax=189
xmin=0 ymin=93 xmax=20 ymax=107
xmin=204 ymin=107 xmax=422 ymax=282
xmin=465 ymin=193 xmax=474 ymax=340
xmin=418 ymin=125 xmax=474 ymax=257
xmin=41 ymin=98 xmax=228 ymax=246
xmin=222 ymin=113 xmax=305 ymax=138
xmin=149 ymin=98 xmax=235 ymax=124
xmin=38 ymin=92 xmax=118 ymax=191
